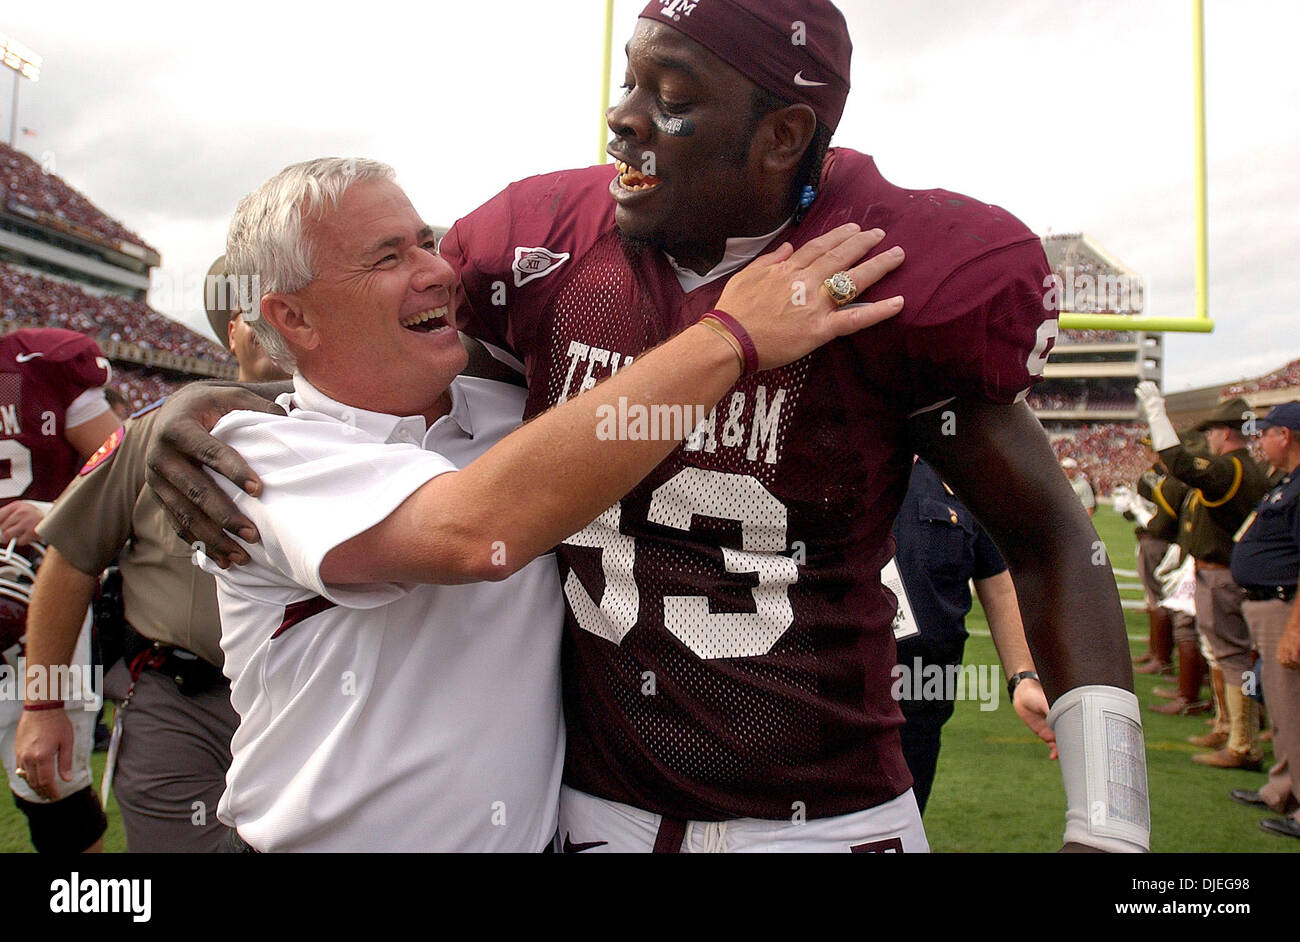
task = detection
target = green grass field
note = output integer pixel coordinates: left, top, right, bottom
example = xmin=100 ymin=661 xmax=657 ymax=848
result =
xmin=0 ymin=505 xmax=1295 ymax=853
xmin=925 ymin=504 xmax=1298 ymax=852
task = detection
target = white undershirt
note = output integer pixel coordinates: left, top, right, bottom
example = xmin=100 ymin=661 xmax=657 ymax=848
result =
xmin=65 ymin=387 xmax=110 ymax=428
xmin=665 ymin=217 xmax=794 ymax=293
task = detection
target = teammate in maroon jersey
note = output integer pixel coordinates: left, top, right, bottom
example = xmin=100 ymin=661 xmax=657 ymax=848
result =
xmin=0 ymin=326 xmax=121 ymax=852
xmin=144 ymin=0 xmax=1146 ymax=851
xmin=0 ymin=328 xmax=121 ymax=542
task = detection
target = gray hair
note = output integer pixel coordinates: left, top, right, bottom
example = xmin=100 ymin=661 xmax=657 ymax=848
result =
xmin=225 ymin=157 xmax=396 ymax=372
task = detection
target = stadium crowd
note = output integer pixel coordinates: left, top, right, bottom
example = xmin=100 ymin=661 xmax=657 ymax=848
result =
xmin=1 ymin=143 xmax=155 ymax=254
xmin=0 ymin=263 xmax=231 ymax=364
xmin=1028 ymin=387 xmax=1139 ymax=413
xmin=1049 ymin=423 xmax=1149 ymax=496
xmin=110 ymin=364 xmax=185 ymax=414
xmin=1224 ymin=359 xmax=1300 ymax=397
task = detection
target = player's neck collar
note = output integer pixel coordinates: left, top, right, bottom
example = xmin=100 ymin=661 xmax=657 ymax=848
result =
xmin=665 ymin=216 xmax=795 ymax=293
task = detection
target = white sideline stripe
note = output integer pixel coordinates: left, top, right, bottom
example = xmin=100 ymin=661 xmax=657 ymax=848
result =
xmin=1112 ymin=568 xmax=1139 ymax=578
xmin=967 ymin=614 xmax=1147 ymax=639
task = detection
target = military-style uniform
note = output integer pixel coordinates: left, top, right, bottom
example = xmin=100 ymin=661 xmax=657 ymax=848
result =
xmin=37 ymin=404 xmax=238 ymax=852
xmin=1158 ymin=434 xmax=1270 ymax=765
xmin=1160 ymin=442 xmax=1270 ymax=673
xmin=1153 ymin=475 xmax=1199 ymax=647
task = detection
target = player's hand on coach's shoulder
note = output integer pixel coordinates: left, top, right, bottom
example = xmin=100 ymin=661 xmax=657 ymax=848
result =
xmin=717 ymin=223 xmax=904 ymax=371
xmin=144 ymin=383 xmax=285 ymax=567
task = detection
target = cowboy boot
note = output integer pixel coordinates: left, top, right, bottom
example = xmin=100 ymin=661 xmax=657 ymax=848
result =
xmin=1135 ymin=607 xmax=1174 ymax=673
xmin=1151 ymin=639 xmax=1210 ymax=715
xmin=1192 ymin=683 xmax=1263 ymax=770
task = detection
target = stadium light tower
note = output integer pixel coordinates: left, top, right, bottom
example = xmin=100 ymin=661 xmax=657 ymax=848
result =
xmin=1 ymin=32 xmax=41 ymax=148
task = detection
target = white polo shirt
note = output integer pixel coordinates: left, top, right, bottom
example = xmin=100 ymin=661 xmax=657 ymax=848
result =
xmin=199 ymin=373 xmax=564 ymax=852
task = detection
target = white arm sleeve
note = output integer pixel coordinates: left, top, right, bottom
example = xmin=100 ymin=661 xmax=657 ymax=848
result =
xmin=65 ymin=387 xmax=111 ymax=428
xmin=1047 ymin=685 xmax=1150 ymax=852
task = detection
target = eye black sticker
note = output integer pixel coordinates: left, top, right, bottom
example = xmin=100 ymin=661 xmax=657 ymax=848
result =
xmin=653 ymin=114 xmax=696 ymax=137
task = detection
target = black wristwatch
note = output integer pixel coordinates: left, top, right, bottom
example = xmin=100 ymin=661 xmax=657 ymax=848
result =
xmin=1007 ymin=671 xmax=1040 ymax=701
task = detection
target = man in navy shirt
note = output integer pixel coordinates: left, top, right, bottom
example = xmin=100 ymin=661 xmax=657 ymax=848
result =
xmin=1229 ymin=402 xmax=1300 ymax=839
xmin=892 ymin=458 xmax=1054 ymax=813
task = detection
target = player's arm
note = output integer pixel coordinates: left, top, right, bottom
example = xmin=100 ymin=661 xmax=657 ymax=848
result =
xmin=0 ymin=400 xmax=124 ymax=546
xmin=911 ymin=399 xmax=1143 ymax=852
xmin=320 ymin=230 xmax=905 ymax=584
xmin=911 ymin=399 xmax=1130 ymax=696
xmin=65 ymin=409 xmax=122 ymax=464
xmin=12 ymin=546 xmax=98 ymax=801
xmin=973 ymin=569 xmax=1055 ymax=757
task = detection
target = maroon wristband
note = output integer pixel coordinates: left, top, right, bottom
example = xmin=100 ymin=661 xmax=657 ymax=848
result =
xmin=23 ymin=700 xmax=64 ymax=712
xmin=701 ymin=309 xmax=759 ymax=374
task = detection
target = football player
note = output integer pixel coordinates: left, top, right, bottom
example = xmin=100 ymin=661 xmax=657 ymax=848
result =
xmin=143 ymin=0 xmax=1145 ymax=852
xmin=0 ymin=326 xmax=121 ymax=852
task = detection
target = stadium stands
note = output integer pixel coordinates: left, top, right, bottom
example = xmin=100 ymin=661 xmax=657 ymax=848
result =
xmin=1049 ymin=423 xmax=1149 ymax=497
xmin=1223 ymin=358 xmax=1300 ymax=397
xmin=111 ymin=363 xmax=187 ymax=414
xmin=1 ymin=143 xmax=156 ymax=256
xmin=1 ymin=263 xmax=231 ymax=364
xmin=1 ymin=145 xmax=233 ymax=413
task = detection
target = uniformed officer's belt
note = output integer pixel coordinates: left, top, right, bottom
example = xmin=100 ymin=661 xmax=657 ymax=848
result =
xmin=122 ymin=624 xmax=224 ymax=697
xmin=1242 ymin=585 xmax=1298 ymax=602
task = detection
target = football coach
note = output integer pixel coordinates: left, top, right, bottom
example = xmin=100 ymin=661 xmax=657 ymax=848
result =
xmin=182 ymin=157 xmax=902 ymax=851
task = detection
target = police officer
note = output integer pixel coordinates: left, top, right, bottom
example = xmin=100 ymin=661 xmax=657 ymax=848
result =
xmin=891 ymin=458 xmax=1054 ymax=814
xmin=1229 ymin=402 xmax=1300 ymax=838
xmin=1138 ymin=384 xmax=1271 ymax=769
xmin=14 ymin=257 xmax=286 ymax=851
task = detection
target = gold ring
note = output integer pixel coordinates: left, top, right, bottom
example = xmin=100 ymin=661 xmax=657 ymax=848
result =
xmin=823 ymin=271 xmax=857 ymax=306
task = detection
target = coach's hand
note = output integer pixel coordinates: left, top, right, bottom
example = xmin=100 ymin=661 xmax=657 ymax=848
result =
xmin=717 ymin=224 xmax=903 ymax=371
xmin=145 ymin=384 xmax=285 ymax=567
xmin=1012 ymin=678 xmax=1058 ymax=760
xmin=14 ymin=708 xmax=76 ymax=802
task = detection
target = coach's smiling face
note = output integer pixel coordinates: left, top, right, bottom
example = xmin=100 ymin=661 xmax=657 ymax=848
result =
xmin=606 ymin=20 xmax=814 ymax=275
xmin=262 ymin=178 xmax=468 ymax=424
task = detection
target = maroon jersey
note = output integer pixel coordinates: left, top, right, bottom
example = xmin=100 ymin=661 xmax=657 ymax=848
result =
xmin=0 ymin=328 xmax=111 ymax=505
xmin=443 ymin=148 xmax=1056 ymax=820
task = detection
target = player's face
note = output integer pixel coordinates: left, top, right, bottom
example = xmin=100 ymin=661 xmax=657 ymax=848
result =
xmin=606 ymin=20 xmax=771 ymax=269
xmin=295 ymin=179 xmax=467 ymax=420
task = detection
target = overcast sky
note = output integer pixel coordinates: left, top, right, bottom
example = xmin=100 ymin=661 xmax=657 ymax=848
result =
xmin=4 ymin=0 xmax=1296 ymax=391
